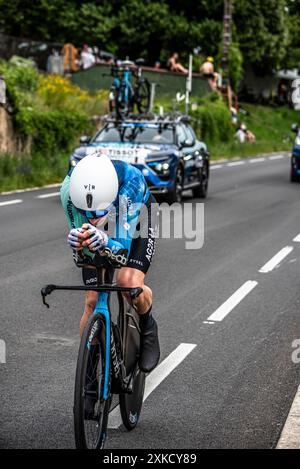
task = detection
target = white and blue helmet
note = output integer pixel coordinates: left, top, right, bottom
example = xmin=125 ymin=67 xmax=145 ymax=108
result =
xmin=69 ymin=153 xmax=118 ymax=215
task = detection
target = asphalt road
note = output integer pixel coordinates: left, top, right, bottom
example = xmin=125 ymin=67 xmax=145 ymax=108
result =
xmin=1 ymin=153 xmax=300 ymax=449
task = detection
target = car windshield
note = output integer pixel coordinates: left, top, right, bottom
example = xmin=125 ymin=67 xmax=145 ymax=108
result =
xmin=93 ymin=124 xmax=175 ymax=145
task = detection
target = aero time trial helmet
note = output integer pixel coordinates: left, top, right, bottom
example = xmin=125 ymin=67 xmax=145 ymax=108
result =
xmin=69 ymin=154 xmax=118 ymax=217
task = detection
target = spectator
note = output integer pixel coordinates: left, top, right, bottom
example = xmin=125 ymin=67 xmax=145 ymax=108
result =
xmin=231 ymin=106 xmax=238 ymax=125
xmin=200 ymin=57 xmax=219 ymax=91
xmin=167 ymin=53 xmax=187 ymax=74
xmin=0 ymin=76 xmax=6 ymax=105
xmin=154 ymin=61 xmax=161 ymax=70
xmin=235 ymin=123 xmax=256 ymax=143
xmin=80 ymin=44 xmax=96 ymax=70
xmin=47 ymin=50 xmax=64 ymax=75
xmin=246 ymin=128 xmax=256 ymax=142
xmin=277 ymin=79 xmax=288 ymax=106
xmin=61 ymin=43 xmax=79 ymax=73
xmin=235 ymin=123 xmax=247 ymax=143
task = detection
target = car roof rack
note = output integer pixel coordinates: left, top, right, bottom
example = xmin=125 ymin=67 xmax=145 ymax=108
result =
xmin=102 ymin=112 xmax=191 ymax=126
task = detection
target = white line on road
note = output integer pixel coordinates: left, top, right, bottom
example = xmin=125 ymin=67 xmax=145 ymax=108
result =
xmin=108 ymin=343 xmax=197 ymax=429
xmin=249 ymin=157 xmax=265 ymax=163
xmin=227 ymin=161 xmax=245 ymax=167
xmin=293 ymin=233 xmax=300 ymax=243
xmin=207 ymin=281 xmax=258 ymax=322
xmin=210 ymin=165 xmax=224 ymax=170
xmin=36 ymin=192 xmax=60 ymax=199
xmin=277 ymin=385 xmax=300 ymax=449
xmin=259 ymin=246 xmax=294 ymax=273
xmin=269 ymin=155 xmax=284 ymax=160
xmin=0 ymin=199 xmax=23 ymax=207
xmin=0 ymin=182 xmax=61 ymax=196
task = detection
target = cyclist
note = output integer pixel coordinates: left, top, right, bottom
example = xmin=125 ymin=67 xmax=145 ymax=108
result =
xmin=60 ymin=152 xmax=160 ymax=374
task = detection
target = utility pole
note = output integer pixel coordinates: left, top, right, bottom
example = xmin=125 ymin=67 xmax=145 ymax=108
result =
xmin=185 ymin=54 xmax=193 ymax=115
xmin=221 ymin=0 xmax=233 ymax=107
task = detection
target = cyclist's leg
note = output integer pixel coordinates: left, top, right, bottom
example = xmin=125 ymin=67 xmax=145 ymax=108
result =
xmin=116 ymin=196 xmax=160 ymax=372
xmin=117 ymin=267 xmax=152 ymax=314
xmin=80 ymin=268 xmax=98 ymax=336
xmin=116 ymin=194 xmax=157 ymax=313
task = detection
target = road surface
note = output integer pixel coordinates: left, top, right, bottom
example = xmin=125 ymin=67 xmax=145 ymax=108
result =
xmin=0 ymin=153 xmax=300 ymax=449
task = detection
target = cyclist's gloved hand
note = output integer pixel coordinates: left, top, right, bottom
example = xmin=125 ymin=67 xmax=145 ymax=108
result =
xmin=81 ymin=223 xmax=108 ymax=252
xmin=67 ymin=228 xmax=84 ymax=251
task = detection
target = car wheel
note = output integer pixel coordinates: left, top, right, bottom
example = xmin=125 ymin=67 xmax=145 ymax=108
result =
xmin=193 ymin=162 xmax=209 ymax=198
xmin=290 ymin=165 xmax=300 ymax=182
xmin=165 ymin=165 xmax=184 ymax=204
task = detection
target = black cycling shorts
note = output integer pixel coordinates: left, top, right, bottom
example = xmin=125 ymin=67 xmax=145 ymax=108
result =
xmin=82 ymin=195 xmax=159 ymax=286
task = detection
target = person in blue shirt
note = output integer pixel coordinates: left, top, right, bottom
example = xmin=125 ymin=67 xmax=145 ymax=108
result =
xmin=60 ymin=152 xmax=160 ymax=373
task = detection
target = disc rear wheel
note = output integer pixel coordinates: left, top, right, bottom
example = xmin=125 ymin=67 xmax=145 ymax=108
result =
xmin=119 ymin=307 xmax=145 ymax=431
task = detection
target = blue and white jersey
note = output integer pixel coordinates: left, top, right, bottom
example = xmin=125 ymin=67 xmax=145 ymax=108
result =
xmin=60 ymin=160 xmax=150 ymax=256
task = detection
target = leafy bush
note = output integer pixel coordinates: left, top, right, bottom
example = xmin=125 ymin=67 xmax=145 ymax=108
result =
xmin=0 ymin=56 xmax=39 ymax=93
xmin=15 ymin=108 xmax=90 ymax=154
xmin=0 ymin=57 xmax=108 ymax=190
xmin=38 ymin=75 xmax=108 ymax=115
xmin=0 ymin=58 xmax=104 ymax=157
xmin=191 ymin=95 xmax=233 ymax=144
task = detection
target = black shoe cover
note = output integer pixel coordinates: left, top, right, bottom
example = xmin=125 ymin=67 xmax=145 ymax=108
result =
xmin=139 ymin=319 xmax=160 ymax=373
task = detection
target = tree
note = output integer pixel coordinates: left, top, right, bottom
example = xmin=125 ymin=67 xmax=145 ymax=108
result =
xmin=0 ymin=0 xmax=298 ymax=75
xmin=234 ymin=0 xmax=289 ymax=74
xmin=284 ymin=0 xmax=300 ymax=69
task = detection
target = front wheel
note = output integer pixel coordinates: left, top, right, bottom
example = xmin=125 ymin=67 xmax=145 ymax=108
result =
xmin=290 ymin=167 xmax=300 ymax=183
xmin=193 ymin=162 xmax=209 ymax=198
xmin=74 ymin=314 xmax=110 ymax=449
xmin=165 ymin=165 xmax=184 ymax=204
xmin=135 ymin=79 xmax=151 ymax=114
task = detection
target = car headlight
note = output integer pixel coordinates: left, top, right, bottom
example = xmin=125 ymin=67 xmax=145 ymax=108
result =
xmin=295 ymin=137 xmax=300 ymax=146
xmin=155 ymin=162 xmax=169 ymax=173
xmin=194 ymin=150 xmax=203 ymax=168
xmin=71 ymin=159 xmax=77 ymax=167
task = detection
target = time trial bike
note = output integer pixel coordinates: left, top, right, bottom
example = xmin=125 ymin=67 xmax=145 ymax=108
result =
xmin=41 ymin=249 xmax=145 ymax=449
xmin=107 ymin=59 xmax=151 ymax=120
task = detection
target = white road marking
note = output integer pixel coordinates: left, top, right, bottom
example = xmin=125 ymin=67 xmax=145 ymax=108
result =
xmin=210 ymin=165 xmax=224 ymax=170
xmin=227 ymin=161 xmax=245 ymax=167
xmin=203 ymin=321 xmax=215 ymax=325
xmin=259 ymin=246 xmax=294 ymax=273
xmin=207 ymin=281 xmax=258 ymax=322
xmin=269 ymin=154 xmax=284 ymax=160
xmin=0 ymin=199 xmax=23 ymax=207
xmin=0 ymin=182 xmax=61 ymax=196
xmin=108 ymin=343 xmax=197 ymax=429
xmin=277 ymin=385 xmax=300 ymax=449
xmin=293 ymin=233 xmax=300 ymax=243
xmin=249 ymin=157 xmax=265 ymax=163
xmin=36 ymin=192 xmax=60 ymax=199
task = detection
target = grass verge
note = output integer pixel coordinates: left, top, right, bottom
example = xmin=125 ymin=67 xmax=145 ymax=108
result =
xmin=0 ymin=152 xmax=69 ymax=192
xmin=208 ymin=104 xmax=299 ymax=160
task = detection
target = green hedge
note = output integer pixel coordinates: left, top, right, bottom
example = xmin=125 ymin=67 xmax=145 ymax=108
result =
xmin=192 ymin=100 xmax=233 ymax=144
xmin=0 ymin=57 xmax=93 ymax=156
xmin=16 ymin=108 xmax=90 ymax=155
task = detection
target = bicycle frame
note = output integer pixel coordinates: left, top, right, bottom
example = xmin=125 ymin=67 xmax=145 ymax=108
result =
xmin=92 ymin=290 xmax=111 ymax=400
xmin=41 ymin=278 xmax=143 ymax=402
xmin=113 ymin=68 xmax=133 ymax=105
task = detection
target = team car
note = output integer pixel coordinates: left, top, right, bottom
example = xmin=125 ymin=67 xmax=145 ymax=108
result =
xmin=291 ymin=123 xmax=300 ymax=182
xmin=69 ymin=113 xmax=210 ymax=203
